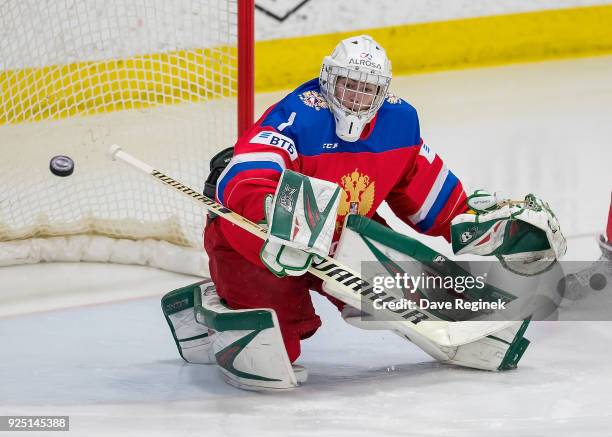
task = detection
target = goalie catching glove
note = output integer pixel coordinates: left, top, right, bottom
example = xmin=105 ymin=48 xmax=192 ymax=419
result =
xmin=451 ymin=190 xmax=567 ymax=275
xmin=260 ymin=170 xmax=341 ymax=277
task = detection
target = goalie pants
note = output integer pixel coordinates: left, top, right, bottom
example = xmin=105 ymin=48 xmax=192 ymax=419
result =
xmin=204 ymin=218 xmax=344 ymax=362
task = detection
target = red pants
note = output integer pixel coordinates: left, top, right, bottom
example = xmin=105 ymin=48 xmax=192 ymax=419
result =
xmin=204 ymin=218 xmax=344 ymax=362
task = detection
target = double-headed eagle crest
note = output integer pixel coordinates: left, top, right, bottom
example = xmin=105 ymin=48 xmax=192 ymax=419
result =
xmin=336 ymin=169 xmax=375 ymax=231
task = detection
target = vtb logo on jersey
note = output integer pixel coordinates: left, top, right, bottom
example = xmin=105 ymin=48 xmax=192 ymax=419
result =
xmin=336 ymin=169 xmax=375 ymax=232
xmin=250 ymin=131 xmax=298 ymax=161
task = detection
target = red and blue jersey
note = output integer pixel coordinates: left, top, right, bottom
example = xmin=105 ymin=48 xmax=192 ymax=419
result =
xmin=213 ymin=78 xmax=468 ymax=267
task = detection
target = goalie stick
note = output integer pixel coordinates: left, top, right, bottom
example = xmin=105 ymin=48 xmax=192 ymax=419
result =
xmin=108 ymin=144 xmax=518 ymax=348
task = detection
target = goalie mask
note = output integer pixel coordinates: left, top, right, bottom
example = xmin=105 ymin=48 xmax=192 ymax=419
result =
xmin=320 ymin=35 xmax=392 ymax=142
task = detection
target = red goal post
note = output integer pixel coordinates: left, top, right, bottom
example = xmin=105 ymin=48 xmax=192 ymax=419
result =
xmin=238 ymin=0 xmax=255 ymax=137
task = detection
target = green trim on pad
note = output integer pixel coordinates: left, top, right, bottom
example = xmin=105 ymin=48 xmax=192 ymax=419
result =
xmin=160 ymin=280 xmax=210 ymax=363
xmin=498 ymin=318 xmax=532 ymax=371
xmin=269 ymin=170 xmax=303 ymax=241
xmin=178 ymin=332 xmax=210 ymax=343
xmin=194 ymin=288 xmax=275 ymax=332
xmin=347 ymin=214 xmax=516 ymax=307
xmin=215 ymin=330 xmax=281 ymax=382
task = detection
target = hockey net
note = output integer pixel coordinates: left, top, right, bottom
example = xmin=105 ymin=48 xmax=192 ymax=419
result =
xmin=0 ymin=0 xmax=253 ymax=275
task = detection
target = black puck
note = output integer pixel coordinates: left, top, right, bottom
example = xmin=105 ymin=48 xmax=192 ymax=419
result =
xmin=50 ymin=155 xmax=75 ymax=177
xmin=590 ymin=273 xmax=607 ymax=291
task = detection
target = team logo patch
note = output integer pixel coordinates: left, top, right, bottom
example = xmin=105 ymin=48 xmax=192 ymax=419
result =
xmin=433 ymin=255 xmax=447 ymax=264
xmin=386 ymin=93 xmax=401 ymax=104
xmin=299 ymin=90 xmax=329 ymax=111
xmin=250 ymin=131 xmax=298 ymax=161
xmin=460 ymin=231 xmax=474 ymax=244
xmin=279 ymin=185 xmax=298 ymax=212
xmin=336 ymin=169 xmax=376 ymax=233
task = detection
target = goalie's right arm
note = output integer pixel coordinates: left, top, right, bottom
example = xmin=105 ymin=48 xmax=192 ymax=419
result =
xmin=260 ymin=170 xmax=341 ymax=277
xmin=213 ymin=114 xmax=301 ymax=266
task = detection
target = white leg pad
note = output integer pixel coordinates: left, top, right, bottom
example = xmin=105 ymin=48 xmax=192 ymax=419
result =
xmin=443 ymin=321 xmax=530 ymax=370
xmin=343 ymin=306 xmax=530 ymax=371
xmin=161 ymin=279 xmax=217 ymax=364
xmin=196 ymin=286 xmax=301 ymax=391
xmin=398 ymin=320 xmax=531 ymax=371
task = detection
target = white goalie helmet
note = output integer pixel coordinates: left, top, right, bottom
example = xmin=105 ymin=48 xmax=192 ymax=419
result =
xmin=320 ymin=34 xmax=392 ymax=142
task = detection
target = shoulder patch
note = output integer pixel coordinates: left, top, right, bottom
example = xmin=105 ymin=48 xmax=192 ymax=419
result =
xmin=299 ymin=90 xmax=329 ymax=111
xmin=385 ymin=93 xmax=402 ymax=104
xmin=418 ymin=143 xmax=436 ymax=164
xmin=250 ymin=131 xmax=298 ymax=161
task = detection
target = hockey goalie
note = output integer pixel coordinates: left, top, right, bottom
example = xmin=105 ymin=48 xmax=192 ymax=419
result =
xmin=161 ymin=35 xmax=567 ymax=391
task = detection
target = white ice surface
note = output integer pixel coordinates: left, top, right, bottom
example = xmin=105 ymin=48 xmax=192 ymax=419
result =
xmin=1 ymin=56 xmax=612 ymax=436
xmin=2 ymin=288 xmax=612 ymax=436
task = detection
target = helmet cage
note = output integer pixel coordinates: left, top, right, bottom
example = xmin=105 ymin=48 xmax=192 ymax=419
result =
xmin=320 ymin=64 xmax=390 ymax=124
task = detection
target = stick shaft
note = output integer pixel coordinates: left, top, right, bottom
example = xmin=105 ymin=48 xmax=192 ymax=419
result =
xmin=110 ymin=144 xmax=267 ymax=240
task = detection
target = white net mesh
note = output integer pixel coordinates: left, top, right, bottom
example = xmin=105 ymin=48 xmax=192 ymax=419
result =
xmin=0 ymin=0 xmax=244 ymax=270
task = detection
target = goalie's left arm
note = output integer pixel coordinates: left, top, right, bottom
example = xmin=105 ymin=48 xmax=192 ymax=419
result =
xmin=385 ymin=140 xmax=469 ymax=241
